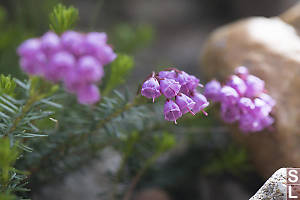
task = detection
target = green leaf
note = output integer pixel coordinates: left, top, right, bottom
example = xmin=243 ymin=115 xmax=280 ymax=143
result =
xmin=0 ymin=138 xmax=19 ymax=184
xmin=0 ymin=74 xmax=16 ymax=96
xmin=49 ymin=3 xmax=79 ymax=34
xmin=102 ymin=54 xmax=134 ymax=96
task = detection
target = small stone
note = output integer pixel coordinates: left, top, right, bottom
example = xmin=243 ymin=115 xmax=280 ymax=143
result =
xmin=250 ymin=168 xmax=287 ymax=200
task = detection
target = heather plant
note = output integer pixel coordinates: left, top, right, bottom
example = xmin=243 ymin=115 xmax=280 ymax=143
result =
xmin=0 ymin=2 xmax=275 ymax=200
xmin=0 ymin=4 xmax=185 ymax=200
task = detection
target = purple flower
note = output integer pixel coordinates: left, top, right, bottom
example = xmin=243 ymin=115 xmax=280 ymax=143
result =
xmin=191 ymin=92 xmax=209 ymax=115
xmin=19 ymin=52 xmax=47 ymax=75
xmin=204 ymin=80 xmax=221 ymax=102
xmin=164 ymin=100 xmax=182 ymax=124
xmin=253 ymin=98 xmax=272 ymax=117
xmin=220 ymin=86 xmax=239 ymax=104
xmin=160 ymin=78 xmax=181 ymax=99
xmin=77 ymin=56 xmax=104 ymax=82
xmin=64 ymin=56 xmax=104 ymax=93
xmin=176 ymin=71 xmax=200 ymax=94
xmin=208 ymin=66 xmax=275 ymax=133
xmin=175 ymin=93 xmax=196 ymax=115
xmin=187 ymin=75 xmax=201 ymax=90
xmin=238 ymin=97 xmax=255 ymax=114
xmin=141 ymin=68 xmax=207 ymax=123
xmin=239 ymin=114 xmax=262 ymax=132
xmin=45 ymin=51 xmax=76 ymax=82
xmin=259 ymin=93 xmax=276 ymax=108
xmin=77 ymin=84 xmax=100 ymax=105
xmin=41 ymin=32 xmax=61 ymax=55
xmin=226 ymin=75 xmax=247 ymax=95
xmin=260 ymin=116 xmax=274 ymax=129
xmin=61 ymin=31 xmax=85 ymax=56
xmin=245 ymin=75 xmax=265 ymax=97
xmin=158 ymin=70 xmax=177 ymax=79
xmin=234 ymin=66 xmax=248 ymax=79
xmin=141 ymin=76 xmax=161 ymax=102
xmin=18 ymin=30 xmax=117 ymax=105
xmin=221 ymin=103 xmax=240 ymax=123
xmin=94 ymin=45 xmax=117 ymax=65
xmin=84 ymin=32 xmax=107 ymax=54
xmin=64 ymin=70 xmax=81 ymax=93
xmin=17 ymin=38 xmax=41 ymax=57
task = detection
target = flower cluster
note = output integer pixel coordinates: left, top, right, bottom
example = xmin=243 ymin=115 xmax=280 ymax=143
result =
xmin=17 ymin=31 xmax=117 ymax=104
xmin=204 ymin=66 xmax=275 ymax=133
xmin=141 ymin=68 xmax=209 ymax=124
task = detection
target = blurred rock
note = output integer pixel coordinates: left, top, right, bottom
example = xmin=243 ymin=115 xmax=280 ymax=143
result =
xmin=250 ymin=168 xmax=286 ymax=200
xmin=134 ymin=188 xmax=171 ymax=200
xmin=201 ymin=3 xmax=300 ymax=178
xmin=33 ymin=147 xmax=121 ymax=200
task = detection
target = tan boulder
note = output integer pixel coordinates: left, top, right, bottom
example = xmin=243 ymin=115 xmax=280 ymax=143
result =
xmin=201 ymin=3 xmax=300 ymax=177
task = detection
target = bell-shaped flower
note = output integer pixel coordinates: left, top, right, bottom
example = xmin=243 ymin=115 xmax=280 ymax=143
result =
xmin=175 ymin=93 xmax=196 ymax=115
xmin=191 ymin=92 xmax=209 ymax=115
xmin=164 ymin=99 xmax=182 ymax=124
xmin=160 ymin=78 xmax=181 ymax=99
xmin=141 ymin=76 xmax=161 ymax=102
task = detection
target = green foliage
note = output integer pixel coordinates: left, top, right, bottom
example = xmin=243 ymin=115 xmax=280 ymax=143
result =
xmin=102 ymin=54 xmax=134 ymax=95
xmin=155 ymin=132 xmax=176 ymax=152
xmin=112 ymin=24 xmax=154 ymax=54
xmin=29 ymin=77 xmax=59 ymax=98
xmin=0 ymin=76 xmax=62 ymax=198
xmin=49 ymin=4 xmax=79 ymax=34
xmin=0 ymin=193 xmax=16 ymax=200
xmin=0 ymin=138 xmax=19 ymax=186
xmin=0 ymin=75 xmax=16 ymax=96
xmin=0 ymin=137 xmax=28 ymax=198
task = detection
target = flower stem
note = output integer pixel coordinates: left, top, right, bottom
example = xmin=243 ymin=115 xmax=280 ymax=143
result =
xmin=122 ymin=152 xmax=161 ymax=200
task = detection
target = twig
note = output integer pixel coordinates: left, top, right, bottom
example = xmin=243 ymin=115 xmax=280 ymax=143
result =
xmin=122 ymin=152 xmax=161 ymax=200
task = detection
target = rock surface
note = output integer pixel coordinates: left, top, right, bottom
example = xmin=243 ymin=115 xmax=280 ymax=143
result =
xmin=250 ymin=168 xmax=287 ymax=200
xmin=201 ymin=5 xmax=300 ymax=177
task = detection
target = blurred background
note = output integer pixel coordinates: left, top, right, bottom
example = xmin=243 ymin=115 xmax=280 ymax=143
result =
xmin=0 ymin=0 xmax=298 ymax=199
